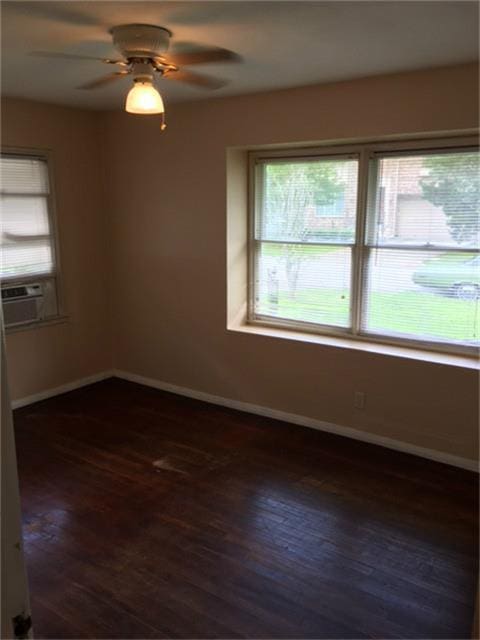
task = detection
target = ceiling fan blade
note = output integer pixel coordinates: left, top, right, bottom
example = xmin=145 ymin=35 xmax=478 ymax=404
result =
xmin=164 ymin=47 xmax=240 ymax=67
xmin=77 ymin=72 xmax=130 ymax=90
xmin=7 ymin=2 xmax=99 ymax=26
xmin=163 ymin=69 xmax=227 ymax=90
xmin=30 ymin=51 xmax=127 ymax=65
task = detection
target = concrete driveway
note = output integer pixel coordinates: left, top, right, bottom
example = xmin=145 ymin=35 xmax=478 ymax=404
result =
xmin=260 ymin=248 xmax=428 ymax=294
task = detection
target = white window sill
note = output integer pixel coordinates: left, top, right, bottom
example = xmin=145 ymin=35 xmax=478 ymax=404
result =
xmin=228 ymin=321 xmax=479 ymax=370
xmin=5 ymin=314 xmax=69 ymax=335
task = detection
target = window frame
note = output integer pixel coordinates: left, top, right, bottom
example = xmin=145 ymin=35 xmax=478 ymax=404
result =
xmin=248 ymin=136 xmax=479 ymax=356
xmin=1 ymin=146 xmax=64 ymax=318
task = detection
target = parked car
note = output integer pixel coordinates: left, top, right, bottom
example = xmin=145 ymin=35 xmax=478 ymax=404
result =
xmin=412 ymin=254 xmax=480 ymax=299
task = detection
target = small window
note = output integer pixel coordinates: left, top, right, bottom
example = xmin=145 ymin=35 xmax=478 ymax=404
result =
xmin=0 ymin=153 xmax=60 ymax=327
xmin=249 ymin=142 xmax=480 ymax=354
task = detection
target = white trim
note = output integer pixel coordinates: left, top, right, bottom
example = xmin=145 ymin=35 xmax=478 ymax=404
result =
xmin=10 ymin=367 xmax=478 ymax=472
xmin=247 ymin=136 xmax=480 ymax=357
xmin=249 ymin=135 xmax=479 ymax=162
xmin=11 ymin=370 xmax=114 ymax=409
xmin=228 ymin=322 xmax=479 ymax=370
xmin=113 ymin=369 xmax=479 ymax=473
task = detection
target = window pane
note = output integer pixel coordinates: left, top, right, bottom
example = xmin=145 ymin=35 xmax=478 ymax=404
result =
xmin=254 ymin=243 xmax=351 ymax=328
xmin=362 ymin=249 xmax=480 ymax=346
xmin=367 ymin=151 xmax=480 ymax=249
xmin=1 ymin=196 xmax=50 ymax=237
xmin=0 ymin=157 xmax=49 ymax=194
xmin=0 ymin=240 xmax=53 ymax=279
xmin=1 ymin=195 xmax=53 ymax=278
xmin=257 ymin=158 xmax=358 ymax=244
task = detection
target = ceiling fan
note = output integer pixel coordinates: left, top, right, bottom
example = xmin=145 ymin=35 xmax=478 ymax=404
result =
xmin=31 ymin=23 xmax=240 ymax=128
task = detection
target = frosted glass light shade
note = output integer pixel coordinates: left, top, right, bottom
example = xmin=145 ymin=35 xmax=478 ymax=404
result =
xmin=125 ymin=82 xmax=164 ymax=114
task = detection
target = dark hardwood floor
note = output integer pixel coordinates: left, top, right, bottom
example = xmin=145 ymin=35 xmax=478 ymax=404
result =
xmin=14 ymin=378 xmax=478 ymax=639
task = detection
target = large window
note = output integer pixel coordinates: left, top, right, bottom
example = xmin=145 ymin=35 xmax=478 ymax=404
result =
xmin=250 ymin=140 xmax=479 ymax=353
xmin=0 ymin=153 xmax=60 ymax=326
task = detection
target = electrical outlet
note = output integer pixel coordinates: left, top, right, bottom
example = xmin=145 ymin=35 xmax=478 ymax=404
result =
xmin=354 ymin=391 xmax=366 ymax=409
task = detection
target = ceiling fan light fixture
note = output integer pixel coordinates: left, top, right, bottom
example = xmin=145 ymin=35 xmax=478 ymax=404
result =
xmin=125 ymin=79 xmax=164 ymax=114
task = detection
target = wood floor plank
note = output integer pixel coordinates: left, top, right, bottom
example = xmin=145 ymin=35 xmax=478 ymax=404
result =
xmin=14 ymin=378 xmax=478 ymax=639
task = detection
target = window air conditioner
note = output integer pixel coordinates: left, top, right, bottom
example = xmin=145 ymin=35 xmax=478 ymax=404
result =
xmin=1 ymin=283 xmax=47 ymax=327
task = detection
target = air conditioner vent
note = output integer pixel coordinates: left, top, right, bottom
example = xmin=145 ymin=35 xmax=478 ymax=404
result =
xmin=3 ymin=297 xmax=40 ymax=327
xmin=2 ymin=286 xmax=28 ymax=300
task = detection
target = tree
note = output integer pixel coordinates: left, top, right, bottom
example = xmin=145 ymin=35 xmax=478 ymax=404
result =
xmin=264 ymin=162 xmax=344 ymax=297
xmin=420 ymin=153 xmax=479 ymax=244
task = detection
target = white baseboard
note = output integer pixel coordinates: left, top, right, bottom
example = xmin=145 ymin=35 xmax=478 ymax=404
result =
xmin=11 ymin=370 xmax=114 ymax=410
xmin=113 ymin=369 xmax=479 ymax=473
xmin=11 ymin=367 xmax=478 ymax=472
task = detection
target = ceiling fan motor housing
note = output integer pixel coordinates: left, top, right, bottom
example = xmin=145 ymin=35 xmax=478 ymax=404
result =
xmin=110 ymin=24 xmax=172 ymax=59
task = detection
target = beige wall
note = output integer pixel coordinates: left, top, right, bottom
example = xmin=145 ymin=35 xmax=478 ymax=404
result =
xmin=1 ymin=99 xmax=112 ymax=399
xmin=2 ymin=63 xmax=479 ymax=463
xmin=103 ymin=63 xmax=479 ymax=462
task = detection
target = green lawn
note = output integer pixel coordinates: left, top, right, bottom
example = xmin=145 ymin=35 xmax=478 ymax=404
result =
xmin=258 ymin=288 xmax=350 ymax=327
xmin=257 ymin=288 xmax=479 ymax=342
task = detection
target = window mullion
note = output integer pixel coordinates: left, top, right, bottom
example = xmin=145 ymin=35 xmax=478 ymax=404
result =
xmin=351 ymin=149 xmax=373 ymax=334
xmin=248 ymin=161 xmax=264 ymax=322
xmin=257 ymin=239 xmax=353 ymax=248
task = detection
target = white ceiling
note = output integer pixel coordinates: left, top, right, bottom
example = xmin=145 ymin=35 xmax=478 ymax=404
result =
xmin=1 ymin=1 xmax=478 ymax=110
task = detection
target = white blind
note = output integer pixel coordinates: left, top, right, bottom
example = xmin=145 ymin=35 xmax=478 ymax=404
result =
xmin=366 ymin=150 xmax=479 ymax=249
xmin=256 ymin=157 xmax=359 ymax=244
xmin=255 ymin=244 xmax=352 ymax=327
xmin=0 ymin=156 xmax=54 ymax=281
xmin=362 ymin=151 xmax=480 ymax=346
xmin=1 ymin=157 xmax=49 ymax=194
xmin=254 ymin=157 xmax=358 ymax=328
